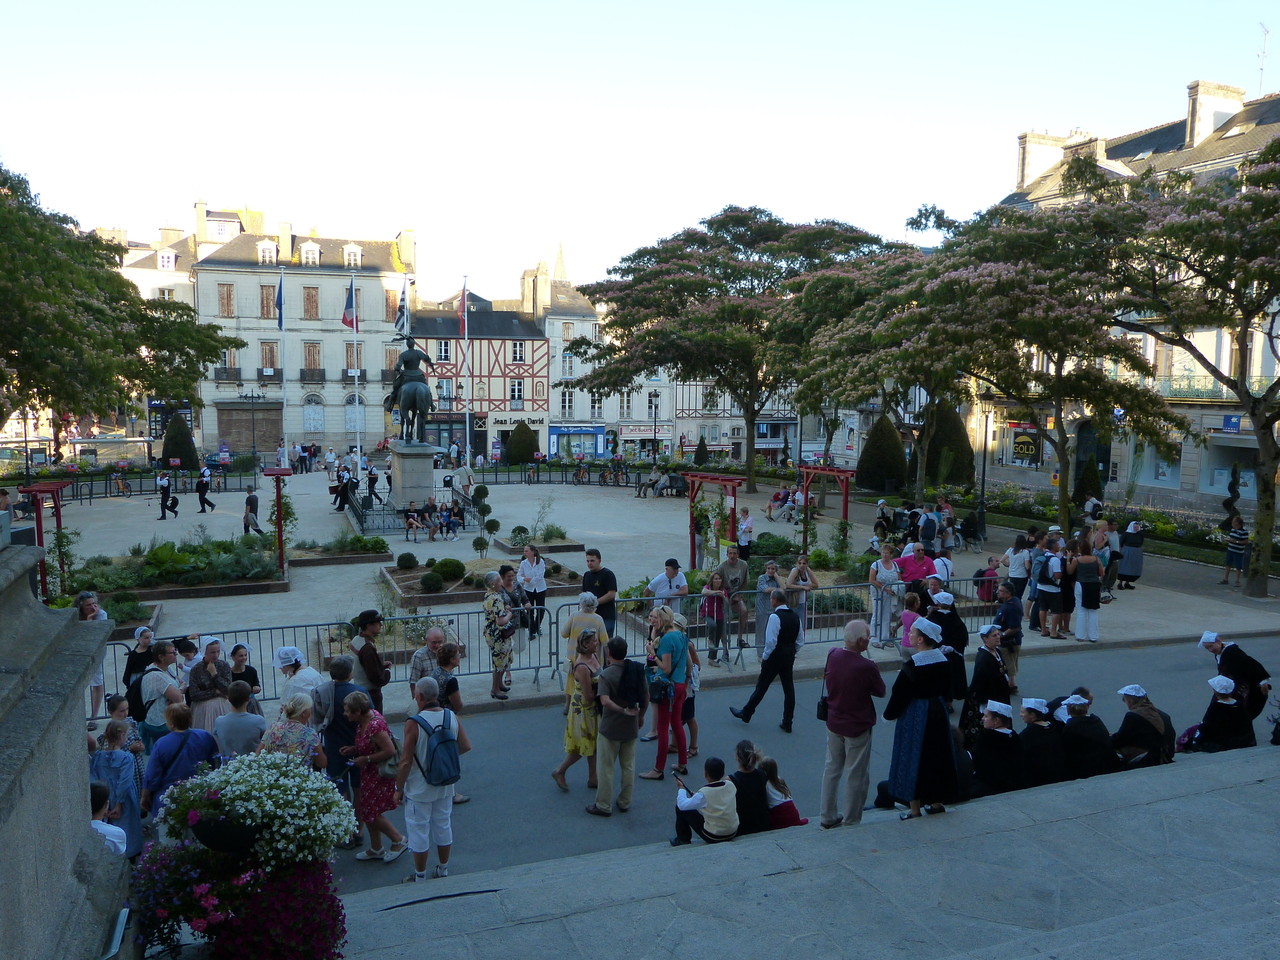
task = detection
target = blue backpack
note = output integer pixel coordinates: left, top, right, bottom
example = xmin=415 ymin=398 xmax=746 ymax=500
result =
xmin=410 ymin=710 xmax=461 ymax=785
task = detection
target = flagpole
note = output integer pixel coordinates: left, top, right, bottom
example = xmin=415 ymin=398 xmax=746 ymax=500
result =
xmin=462 ymin=275 xmax=471 ymax=466
xmin=278 ymin=267 xmax=287 ymax=469
xmin=351 ymin=272 xmax=361 ymax=474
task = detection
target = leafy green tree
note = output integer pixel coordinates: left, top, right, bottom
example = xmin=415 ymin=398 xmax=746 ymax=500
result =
xmin=0 ymin=163 xmax=242 ymax=424
xmin=570 ymin=206 xmax=880 ymax=492
xmin=1087 ymin=141 xmax=1280 ymax=597
xmin=693 ymin=436 xmax=710 ymax=465
xmin=160 ymin=413 xmax=199 ymax=469
xmin=506 ymin=421 xmax=538 ymax=464
xmin=856 ymin=414 xmax=906 ymax=493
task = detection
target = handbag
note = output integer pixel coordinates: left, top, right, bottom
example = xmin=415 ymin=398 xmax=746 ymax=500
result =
xmin=816 ymin=678 xmax=829 ymax=722
xmin=377 ymin=731 xmax=402 ymax=778
xmin=648 ymin=669 xmax=672 ymax=704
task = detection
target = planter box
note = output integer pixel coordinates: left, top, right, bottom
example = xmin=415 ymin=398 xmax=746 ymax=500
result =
xmin=380 ymin=566 xmax=584 ymax=609
xmin=116 ymin=572 xmax=289 ymax=602
xmin=106 ymin=602 xmax=162 ymax=642
xmin=492 ymin=538 xmax=585 ymax=556
xmin=289 ymin=552 xmax=393 ymax=568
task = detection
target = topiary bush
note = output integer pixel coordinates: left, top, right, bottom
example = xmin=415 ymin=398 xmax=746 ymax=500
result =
xmin=160 ymin=413 xmax=200 ymax=470
xmin=908 ymin=405 xmax=975 ymax=488
xmin=1072 ymin=453 xmax=1104 ymax=506
xmin=472 ymin=536 xmax=489 ymax=558
xmin=425 ymin=557 xmax=437 ymax=567
xmin=857 ymin=414 xmax=907 ymax=494
xmin=472 ymin=484 xmax=489 ymax=501
xmin=419 ymin=571 xmax=444 ymax=593
xmin=506 ymin=421 xmax=538 ymax=464
xmin=433 ymin=557 xmax=465 ymax=582
xmin=693 ymin=436 xmax=710 ymax=466
xmin=484 ymin=518 xmax=500 ymax=536
xmin=476 ymin=502 xmax=493 ymax=518
xmin=396 ymin=552 xmax=419 ymax=570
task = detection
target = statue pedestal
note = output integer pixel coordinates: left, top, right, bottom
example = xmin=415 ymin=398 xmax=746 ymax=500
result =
xmin=388 ymin=440 xmax=445 ymax=510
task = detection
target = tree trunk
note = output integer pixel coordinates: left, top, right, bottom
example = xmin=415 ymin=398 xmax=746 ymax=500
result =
xmin=1047 ymin=431 xmax=1073 ymax=529
xmin=742 ymin=410 xmax=758 ymax=494
xmin=913 ymin=407 xmax=937 ymax=506
xmin=1244 ymin=428 xmax=1277 ymax=598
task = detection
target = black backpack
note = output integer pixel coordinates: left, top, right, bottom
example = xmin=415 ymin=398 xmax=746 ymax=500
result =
xmin=1038 ymin=554 xmax=1057 ymax=586
xmin=919 ymin=516 xmax=937 ymax=542
xmin=126 ymin=666 xmax=163 ymax=722
xmin=410 ymin=710 xmax=461 ymax=785
xmin=617 ymin=659 xmax=645 ymax=709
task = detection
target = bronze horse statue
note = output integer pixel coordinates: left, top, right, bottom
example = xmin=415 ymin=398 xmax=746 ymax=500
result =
xmin=384 ymin=335 xmax=437 ymax=444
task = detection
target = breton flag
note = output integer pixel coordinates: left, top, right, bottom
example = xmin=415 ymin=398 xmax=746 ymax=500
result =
xmin=341 ymin=276 xmax=358 ymax=333
xmin=394 ymin=277 xmax=410 ymax=337
xmin=275 ymin=270 xmax=284 ymax=332
xmin=457 ymin=280 xmax=467 ymax=339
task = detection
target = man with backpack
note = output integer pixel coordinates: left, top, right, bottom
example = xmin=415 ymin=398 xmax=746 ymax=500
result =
xmin=587 ymin=637 xmax=649 ymax=817
xmin=395 ymin=676 xmax=472 ymax=882
xmin=131 ymin=640 xmax=185 ymax=752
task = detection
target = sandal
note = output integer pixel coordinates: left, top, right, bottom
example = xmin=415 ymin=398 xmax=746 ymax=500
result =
xmin=899 ymin=812 xmax=922 ymax=821
xmin=551 ymin=771 xmax=569 ymax=792
xmin=688 ymin=748 xmax=699 ymax=758
xmin=924 ymin=804 xmax=946 ymax=815
xmin=355 ymin=848 xmax=385 ymax=861
xmin=384 ymin=841 xmax=408 ymax=863
xmin=638 ymin=770 xmax=665 ymax=781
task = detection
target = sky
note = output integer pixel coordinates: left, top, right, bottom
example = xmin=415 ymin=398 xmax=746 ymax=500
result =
xmin=2 ymin=1 xmax=1275 ymax=300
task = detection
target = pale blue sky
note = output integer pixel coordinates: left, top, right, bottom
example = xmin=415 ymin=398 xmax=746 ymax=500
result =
xmin=2 ymin=1 xmax=1273 ymax=298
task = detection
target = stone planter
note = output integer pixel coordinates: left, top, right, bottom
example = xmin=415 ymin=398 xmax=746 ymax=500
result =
xmin=492 ymin=538 xmax=584 ymax=556
xmin=106 ymin=601 xmax=162 ymax=642
xmin=289 ymin=552 xmax=393 ymax=568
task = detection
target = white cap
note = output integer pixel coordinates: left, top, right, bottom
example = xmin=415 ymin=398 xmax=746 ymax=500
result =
xmin=1208 ymin=675 xmax=1236 ymax=695
xmin=1198 ymin=631 xmax=1220 ymax=648
xmin=933 ymin=591 xmax=955 ymax=606
xmin=1063 ymin=694 xmax=1090 ymax=706
xmin=978 ymin=624 xmax=1001 ymax=637
xmin=911 ymin=618 xmax=943 ymax=644
xmin=985 ymin=700 xmax=1013 ymax=718
xmin=1048 ymin=524 xmax=1062 ymax=533
xmin=1117 ymin=684 xmax=1146 ymax=698
xmin=877 ymin=499 xmax=887 ymax=505
xmin=1021 ymin=698 xmax=1049 ymax=715
xmin=273 ymin=646 xmax=305 ymax=669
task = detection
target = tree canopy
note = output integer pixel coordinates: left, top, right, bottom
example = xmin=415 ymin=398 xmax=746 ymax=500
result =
xmin=570 ymin=205 xmax=881 ymax=491
xmin=0 ymin=163 xmax=241 ymax=425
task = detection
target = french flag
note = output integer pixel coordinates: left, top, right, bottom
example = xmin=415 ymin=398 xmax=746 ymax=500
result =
xmin=341 ymin=277 xmax=358 ymax=333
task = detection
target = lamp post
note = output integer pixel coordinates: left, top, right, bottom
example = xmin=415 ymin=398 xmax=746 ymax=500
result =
xmin=21 ymin=407 xmax=31 ymax=487
xmin=649 ymin=390 xmax=660 ymax=462
xmin=977 ymin=387 xmax=996 ymax=538
xmin=238 ymin=386 xmax=265 ymax=473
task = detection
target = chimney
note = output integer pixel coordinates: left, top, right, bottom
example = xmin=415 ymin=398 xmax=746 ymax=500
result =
xmin=159 ymin=227 xmax=183 ymax=246
xmin=396 ymin=228 xmax=416 ymax=272
xmin=1063 ymin=136 xmax=1107 ymax=163
xmin=194 ymin=201 xmax=208 ymax=242
xmin=1016 ymin=132 xmax=1069 ymax=190
xmin=1185 ymin=80 xmax=1246 ymax=149
xmin=278 ymin=223 xmax=292 ymax=263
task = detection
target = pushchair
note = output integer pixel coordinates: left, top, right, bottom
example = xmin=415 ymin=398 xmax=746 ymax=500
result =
xmin=959 ymin=512 xmax=985 ymax=552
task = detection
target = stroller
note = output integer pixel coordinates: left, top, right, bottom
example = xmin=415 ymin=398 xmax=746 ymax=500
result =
xmin=959 ymin=512 xmax=985 ymax=552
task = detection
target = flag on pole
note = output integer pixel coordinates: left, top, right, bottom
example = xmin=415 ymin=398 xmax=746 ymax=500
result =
xmin=341 ymin=276 xmax=358 ymax=333
xmin=275 ymin=270 xmax=284 ymax=332
xmin=457 ymin=280 xmax=467 ymax=339
xmin=394 ymin=277 xmax=410 ymax=337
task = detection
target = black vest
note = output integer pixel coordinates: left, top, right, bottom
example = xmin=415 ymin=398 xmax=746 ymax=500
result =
xmin=773 ymin=607 xmax=800 ymax=649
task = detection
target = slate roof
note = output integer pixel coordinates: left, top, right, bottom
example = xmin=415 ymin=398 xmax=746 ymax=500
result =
xmin=195 ymin=233 xmax=406 ymax=273
xmin=1002 ymin=92 xmax=1280 ymax=207
xmin=546 ymin=280 xmax=597 ymax=317
xmin=412 ymin=309 xmax=546 ymax=341
xmin=126 ymin=235 xmax=199 ymax=271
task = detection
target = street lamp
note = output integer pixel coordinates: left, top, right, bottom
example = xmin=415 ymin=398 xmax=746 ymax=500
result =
xmin=649 ymin=390 xmax=661 ymax=462
xmin=977 ymin=387 xmax=996 ymax=537
xmin=237 ymin=386 xmax=265 ymax=473
xmin=21 ymin=407 xmax=31 ymax=487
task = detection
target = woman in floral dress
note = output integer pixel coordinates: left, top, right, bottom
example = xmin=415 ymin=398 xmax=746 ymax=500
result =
xmin=551 ymin=629 xmax=600 ymax=792
xmin=339 ymin=691 xmax=408 ymax=863
xmin=482 ymin=570 xmax=515 ymax=700
xmin=259 ymin=694 xmax=326 ymax=770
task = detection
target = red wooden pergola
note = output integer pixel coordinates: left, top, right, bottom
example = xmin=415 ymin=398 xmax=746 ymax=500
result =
xmin=796 ymin=465 xmax=857 ymax=553
xmin=683 ymin=472 xmax=744 ymax=570
xmin=262 ymin=467 xmax=294 ymax=574
xmin=17 ymin=480 xmax=73 ymax=601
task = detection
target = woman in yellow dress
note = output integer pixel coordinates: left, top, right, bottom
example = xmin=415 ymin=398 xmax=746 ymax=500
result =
xmin=551 ymin=629 xmax=601 ymax=792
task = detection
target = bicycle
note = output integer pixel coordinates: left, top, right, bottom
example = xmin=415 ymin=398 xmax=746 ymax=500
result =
xmin=110 ymin=473 xmax=133 ymax=497
xmin=597 ymin=467 xmax=613 ymax=486
xmin=613 ymin=464 xmax=630 ymax=487
xmin=572 ymin=464 xmax=590 ymax=485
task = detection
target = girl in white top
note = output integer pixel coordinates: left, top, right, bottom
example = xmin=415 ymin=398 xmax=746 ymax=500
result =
xmin=518 ymin=544 xmax=548 ymax=639
xmin=760 ymin=756 xmax=809 ymax=828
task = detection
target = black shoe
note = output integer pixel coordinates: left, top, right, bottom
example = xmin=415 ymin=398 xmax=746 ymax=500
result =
xmin=779 ymin=722 xmax=793 ymax=733
xmin=669 ymin=837 xmax=691 ymax=847
xmin=730 ymin=707 xmax=750 ymax=723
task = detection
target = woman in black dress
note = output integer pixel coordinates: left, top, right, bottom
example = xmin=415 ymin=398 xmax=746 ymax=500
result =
xmin=229 ymin=643 xmax=264 ymax=716
xmin=1186 ymin=675 xmax=1256 ymax=752
xmin=884 ymin=619 xmax=963 ymax=820
xmin=960 ymin=625 xmax=1009 ymax=748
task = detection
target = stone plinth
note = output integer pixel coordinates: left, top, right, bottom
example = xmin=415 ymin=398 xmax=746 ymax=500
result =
xmin=0 ymin=535 xmax=124 ymax=960
xmin=388 ymin=440 xmax=444 ymax=510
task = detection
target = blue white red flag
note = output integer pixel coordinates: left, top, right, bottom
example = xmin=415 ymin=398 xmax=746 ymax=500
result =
xmin=341 ymin=277 xmax=358 ymax=333
xmin=395 ymin=278 xmax=410 ymax=337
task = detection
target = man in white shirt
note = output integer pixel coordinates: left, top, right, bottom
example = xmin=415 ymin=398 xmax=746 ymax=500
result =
xmin=196 ymin=464 xmax=216 ymax=513
xmin=90 ymin=781 xmax=128 ymax=856
xmin=643 ymin=558 xmax=689 ymax=609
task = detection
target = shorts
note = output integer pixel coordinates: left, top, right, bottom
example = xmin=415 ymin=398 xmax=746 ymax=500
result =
xmin=1225 ymin=551 xmax=1245 ymax=571
xmin=682 ymin=693 xmax=696 ymax=723
xmin=404 ymin=795 xmax=454 ymax=852
xmin=92 ymin=661 xmax=104 ymax=688
xmin=1039 ymin=589 xmax=1063 ymax=613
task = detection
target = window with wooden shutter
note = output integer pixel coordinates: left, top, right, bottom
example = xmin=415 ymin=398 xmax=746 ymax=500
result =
xmin=385 ymin=347 xmax=398 ymax=371
xmin=303 ymin=342 xmax=321 ymax=369
xmin=260 ymin=285 xmax=276 ymax=320
xmin=303 ymin=287 xmax=319 ymax=320
xmin=345 ymin=343 xmax=364 ymax=369
xmin=385 ymin=290 xmax=397 ymax=322
xmin=217 ymin=283 xmax=235 ymax=317
xmin=260 ymin=342 xmax=279 ymax=368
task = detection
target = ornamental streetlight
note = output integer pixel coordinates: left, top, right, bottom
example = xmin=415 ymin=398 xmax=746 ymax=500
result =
xmin=977 ymin=387 xmax=996 ymax=538
xmin=649 ymin=390 xmax=661 ymax=462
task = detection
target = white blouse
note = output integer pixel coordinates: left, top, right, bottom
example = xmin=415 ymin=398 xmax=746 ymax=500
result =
xmin=518 ymin=557 xmax=547 ymax=593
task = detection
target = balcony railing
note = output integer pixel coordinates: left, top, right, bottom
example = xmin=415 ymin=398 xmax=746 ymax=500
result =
xmin=213 ymin=366 xmax=241 ymax=382
xmin=257 ymin=368 xmax=282 ymax=383
xmin=299 ymin=368 xmax=326 ymax=383
xmin=380 ymin=369 xmax=396 ymax=383
xmin=436 ymin=397 xmax=457 ymax=412
xmin=1145 ymin=374 xmax=1274 ymax=401
xmin=340 ymin=369 xmax=368 ymax=384
xmin=510 ymin=399 xmax=526 ymax=411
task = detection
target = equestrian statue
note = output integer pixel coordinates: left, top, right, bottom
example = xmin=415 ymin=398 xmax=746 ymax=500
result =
xmin=383 ymin=334 xmax=437 ymax=443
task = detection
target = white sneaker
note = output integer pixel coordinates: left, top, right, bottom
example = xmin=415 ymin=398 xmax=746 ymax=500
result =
xmin=432 ymin=863 xmax=449 ymax=878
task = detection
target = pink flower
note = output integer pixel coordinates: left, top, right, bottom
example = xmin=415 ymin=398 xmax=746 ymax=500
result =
xmin=192 ymin=883 xmax=210 ymax=896
xmin=187 ymin=810 xmax=201 ymax=826
xmin=189 ymin=918 xmax=207 ymax=933
xmin=155 ymin=908 xmax=168 ymax=919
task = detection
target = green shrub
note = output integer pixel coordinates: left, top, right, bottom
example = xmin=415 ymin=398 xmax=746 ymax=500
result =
xmin=857 ymin=414 xmax=907 ymax=493
xmin=462 ymin=573 xmax=475 ymax=586
xmin=484 ymin=518 xmax=500 ymax=536
xmin=506 ymin=421 xmax=538 ymax=464
xmin=755 ymin=531 xmax=799 ymax=556
xmin=471 ymin=536 xmax=489 ymax=558
xmin=476 ymin=502 xmax=493 ymax=518
xmin=908 ymin=405 xmax=975 ymax=488
xmin=548 ymin=561 xmax=563 ymax=575
xmin=396 ymin=552 xmax=419 ymax=570
xmin=693 ymin=437 xmax=710 ymax=466
xmin=230 ymin=454 xmax=258 ymax=474
xmin=419 ymin=571 xmax=444 ymax=593
xmin=509 ymin=524 xmax=531 ymax=547
xmin=425 ymin=557 xmax=437 ymax=568
xmin=1072 ymin=453 xmax=1104 ymax=506
xmin=541 ymin=523 xmax=567 ymax=541
xmin=434 ymin=558 xmax=466 ymax=582
xmin=472 ymin=484 xmax=489 ymax=500
xmin=807 ymin=548 xmax=833 ymax=569
xmin=160 ymin=413 xmax=199 ymax=470
xmin=564 ymin=569 xmax=579 ymax=581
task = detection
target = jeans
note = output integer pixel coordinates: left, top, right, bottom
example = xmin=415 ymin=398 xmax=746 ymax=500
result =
xmin=594 ymin=735 xmax=636 ymax=813
xmin=819 ymin=728 xmax=873 ymax=826
xmin=741 ymin=647 xmax=797 ymax=725
xmin=654 ymin=682 xmax=688 ymax=769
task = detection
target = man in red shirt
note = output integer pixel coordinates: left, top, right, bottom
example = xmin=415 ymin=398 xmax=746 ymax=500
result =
xmin=897 ymin=542 xmax=938 ymax=595
xmin=818 ymin=620 xmax=886 ymax=828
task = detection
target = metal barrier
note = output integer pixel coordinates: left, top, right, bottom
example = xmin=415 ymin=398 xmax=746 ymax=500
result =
xmin=67 ymin=470 xmax=258 ymax=506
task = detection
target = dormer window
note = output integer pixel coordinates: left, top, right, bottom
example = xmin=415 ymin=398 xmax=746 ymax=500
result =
xmin=158 ymin=251 xmax=176 ymax=271
xmin=301 ymin=242 xmax=321 ymax=267
xmin=257 ymin=241 xmax=277 ymax=266
xmin=342 ymin=243 xmax=363 ymax=270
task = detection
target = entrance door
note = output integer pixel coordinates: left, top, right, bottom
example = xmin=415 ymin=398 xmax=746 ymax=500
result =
xmin=1074 ymin=420 xmax=1111 ymax=490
